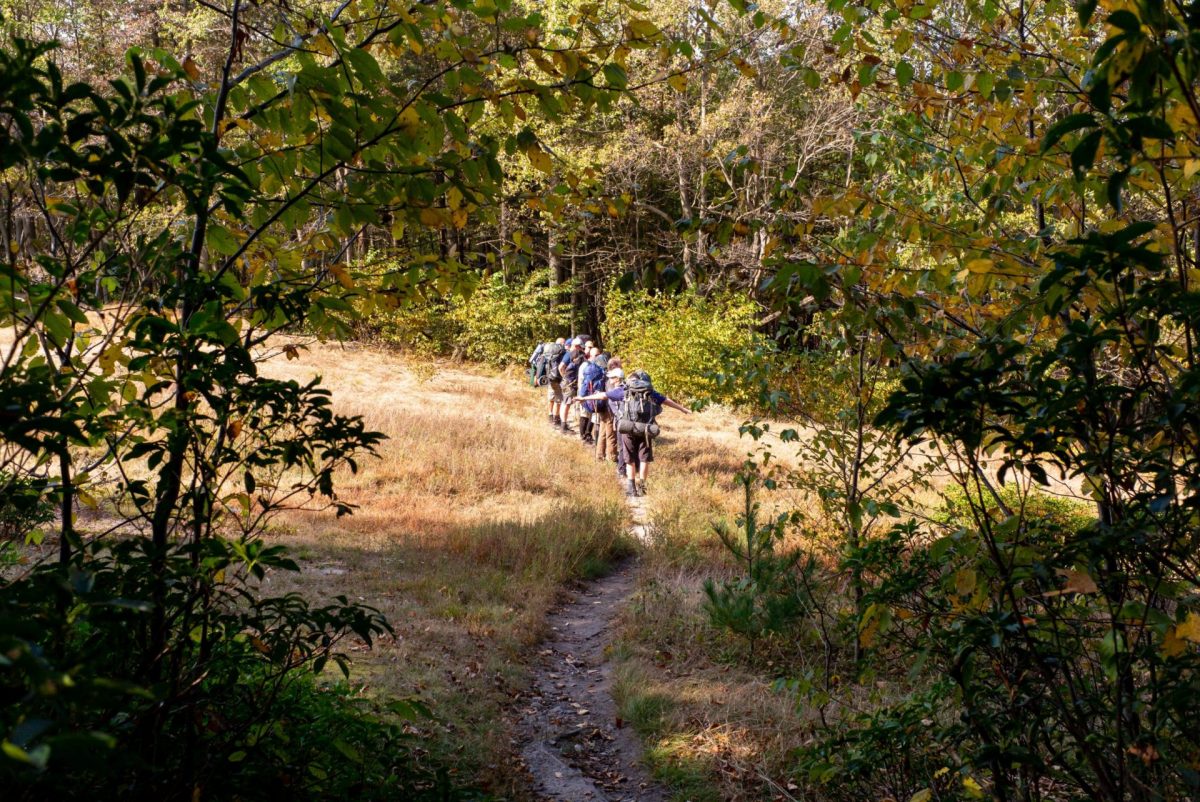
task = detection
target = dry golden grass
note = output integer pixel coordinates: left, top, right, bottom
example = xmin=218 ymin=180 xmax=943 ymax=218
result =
xmin=253 ymin=339 xmax=631 ymax=795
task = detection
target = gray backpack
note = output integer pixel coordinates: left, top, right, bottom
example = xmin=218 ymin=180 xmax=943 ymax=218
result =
xmin=542 ymin=342 xmax=566 ymax=382
xmin=616 ymin=371 xmax=661 ymax=438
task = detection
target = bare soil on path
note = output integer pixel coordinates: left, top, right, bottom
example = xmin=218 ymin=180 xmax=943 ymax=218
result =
xmin=514 ymin=496 xmax=667 ymax=801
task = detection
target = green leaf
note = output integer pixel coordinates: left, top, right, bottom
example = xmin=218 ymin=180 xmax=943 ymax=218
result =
xmin=1071 ymin=129 xmax=1102 ymax=176
xmin=1107 ymin=9 xmax=1141 ymax=32
xmin=602 ymin=64 xmax=628 ymax=89
xmin=895 ymin=60 xmax=914 ymax=86
xmin=206 ymin=225 xmax=240 ymax=256
xmin=1041 ymin=113 xmax=1096 ymax=152
xmin=975 ymin=72 xmax=994 ymax=98
xmin=1107 ymin=168 xmax=1129 ymax=211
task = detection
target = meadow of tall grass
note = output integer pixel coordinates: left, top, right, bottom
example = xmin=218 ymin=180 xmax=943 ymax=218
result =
xmin=257 ymin=340 xmax=631 ymax=794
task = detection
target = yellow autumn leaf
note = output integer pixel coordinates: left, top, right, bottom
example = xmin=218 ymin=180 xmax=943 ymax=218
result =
xmin=1161 ymin=627 xmax=1187 ymax=658
xmin=329 ymin=264 xmax=355 ymax=289
xmin=527 ymin=147 xmax=553 ymax=174
xmin=734 ymin=57 xmax=758 ymax=79
xmin=418 ymin=208 xmax=449 ymax=228
xmin=963 ymin=776 xmax=985 ymax=798
xmin=1177 ymin=611 xmax=1200 ymax=642
xmin=1185 ymin=159 xmax=1200 ymax=179
xmin=955 ymin=568 xmax=977 ymax=596
xmin=966 ymin=257 xmax=994 ymax=273
xmin=451 ymin=207 xmax=468 ymax=229
xmin=398 ymin=107 xmax=421 ymax=136
xmin=667 ymin=73 xmax=688 ymax=93
xmin=910 ymin=790 xmax=933 ymax=802
xmin=627 ymin=18 xmax=660 ymax=40
xmin=1057 ymin=568 xmax=1099 ymax=595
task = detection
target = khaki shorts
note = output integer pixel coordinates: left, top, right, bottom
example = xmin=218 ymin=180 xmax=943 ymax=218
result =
xmin=547 ymin=381 xmax=564 ymax=402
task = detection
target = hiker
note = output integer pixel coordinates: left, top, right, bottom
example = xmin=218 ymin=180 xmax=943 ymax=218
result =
xmin=578 ymin=345 xmax=608 ymax=447
xmin=594 ymin=358 xmax=622 ymax=465
xmin=556 ymin=338 xmax=585 ymax=433
xmin=528 ymin=342 xmax=543 ymax=386
xmin=543 ymin=337 xmax=567 ymax=426
xmin=573 ymin=368 xmax=690 ymax=496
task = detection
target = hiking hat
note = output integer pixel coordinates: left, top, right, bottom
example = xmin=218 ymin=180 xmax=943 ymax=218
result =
xmin=607 ymin=368 xmax=624 ymax=380
xmin=572 ymin=337 xmax=584 ymax=347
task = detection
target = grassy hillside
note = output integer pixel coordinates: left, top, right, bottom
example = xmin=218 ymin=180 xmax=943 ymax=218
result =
xmin=257 ymin=339 xmax=822 ymax=800
xmin=254 ymin=340 xmax=634 ymax=793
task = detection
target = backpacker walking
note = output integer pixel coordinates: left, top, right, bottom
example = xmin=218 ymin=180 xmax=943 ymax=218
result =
xmin=556 ymin=338 xmax=585 ymax=433
xmin=574 ymin=369 xmax=690 ymax=496
xmin=577 ymin=344 xmax=606 ymax=446
xmin=541 ymin=337 xmax=567 ymax=426
xmin=595 ymin=358 xmax=622 ymax=465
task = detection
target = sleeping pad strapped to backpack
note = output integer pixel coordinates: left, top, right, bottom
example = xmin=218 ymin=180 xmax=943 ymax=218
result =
xmin=616 ymin=371 xmax=661 ymax=438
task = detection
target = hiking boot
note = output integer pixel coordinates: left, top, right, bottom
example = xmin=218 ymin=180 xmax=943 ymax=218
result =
xmin=624 ymin=480 xmax=637 ymax=497
xmin=583 ymin=436 xmax=595 ymax=446
xmin=635 ymin=480 xmax=646 ymax=497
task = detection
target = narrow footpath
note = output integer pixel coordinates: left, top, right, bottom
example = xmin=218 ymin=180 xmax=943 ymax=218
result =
xmin=514 ymin=495 xmax=667 ymax=801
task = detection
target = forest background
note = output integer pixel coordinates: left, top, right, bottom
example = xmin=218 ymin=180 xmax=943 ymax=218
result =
xmin=2 ymin=0 xmax=1200 ymax=800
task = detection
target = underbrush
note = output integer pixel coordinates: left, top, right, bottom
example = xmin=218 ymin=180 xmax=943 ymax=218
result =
xmin=939 ymin=482 xmax=1095 ymax=531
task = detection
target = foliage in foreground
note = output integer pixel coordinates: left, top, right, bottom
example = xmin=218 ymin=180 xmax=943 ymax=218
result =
xmin=699 ymin=0 xmax=1200 ymax=797
xmin=0 ymin=539 xmax=467 ymax=801
xmin=0 ymin=0 xmax=677 ymax=797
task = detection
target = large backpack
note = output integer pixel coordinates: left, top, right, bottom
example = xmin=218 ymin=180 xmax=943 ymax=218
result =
xmin=616 ymin=371 xmax=661 ymax=438
xmin=542 ymin=342 xmax=566 ymax=382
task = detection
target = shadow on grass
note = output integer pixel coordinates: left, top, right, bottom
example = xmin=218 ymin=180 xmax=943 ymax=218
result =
xmin=258 ymin=499 xmax=636 ymax=797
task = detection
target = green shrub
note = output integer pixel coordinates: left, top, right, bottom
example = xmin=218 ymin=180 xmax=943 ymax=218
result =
xmin=0 ymin=537 xmax=481 ymax=802
xmin=450 ymin=269 xmax=571 ymax=366
xmin=703 ymin=477 xmax=814 ymax=657
xmin=602 ymin=285 xmax=764 ymax=405
xmin=0 ymin=472 xmax=55 ymax=542
xmin=354 ymin=267 xmax=570 ymax=366
xmin=793 ymin=683 xmax=968 ymax=802
xmin=355 ymin=295 xmax=464 ymax=357
xmin=939 ymin=483 xmax=1095 ymax=533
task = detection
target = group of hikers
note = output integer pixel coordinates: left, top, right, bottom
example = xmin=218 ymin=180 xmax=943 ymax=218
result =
xmin=527 ymin=336 xmax=690 ymax=497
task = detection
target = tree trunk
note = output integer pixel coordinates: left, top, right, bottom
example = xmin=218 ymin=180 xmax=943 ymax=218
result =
xmin=548 ymin=226 xmax=559 ymax=314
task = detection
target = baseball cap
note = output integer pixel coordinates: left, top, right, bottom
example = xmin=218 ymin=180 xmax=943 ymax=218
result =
xmin=606 ymin=367 xmax=624 ymax=379
xmin=572 ymin=337 xmax=584 ymax=347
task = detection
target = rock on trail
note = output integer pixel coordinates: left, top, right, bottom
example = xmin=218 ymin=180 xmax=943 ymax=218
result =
xmin=514 ymin=496 xmax=665 ymax=801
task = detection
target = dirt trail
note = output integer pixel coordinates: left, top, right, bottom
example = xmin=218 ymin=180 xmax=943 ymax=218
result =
xmin=514 ymin=495 xmax=666 ymax=801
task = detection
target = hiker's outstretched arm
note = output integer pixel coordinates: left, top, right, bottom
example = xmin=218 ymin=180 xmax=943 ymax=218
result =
xmin=662 ymin=398 xmax=691 ymax=414
xmin=571 ymin=393 xmax=607 ymax=403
